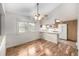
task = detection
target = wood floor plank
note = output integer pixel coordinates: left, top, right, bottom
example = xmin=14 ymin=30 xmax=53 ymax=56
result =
xmin=6 ymin=39 xmax=78 ymax=56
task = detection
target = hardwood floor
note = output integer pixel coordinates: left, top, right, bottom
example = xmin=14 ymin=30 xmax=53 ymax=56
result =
xmin=6 ymin=39 xmax=78 ymax=56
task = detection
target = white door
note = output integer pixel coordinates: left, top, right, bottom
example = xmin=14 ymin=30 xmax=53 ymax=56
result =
xmin=58 ymin=24 xmax=67 ymax=40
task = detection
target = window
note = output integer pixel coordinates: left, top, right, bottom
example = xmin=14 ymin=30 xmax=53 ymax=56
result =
xmin=18 ymin=22 xmax=26 ymax=33
xmin=17 ymin=22 xmax=35 ymax=33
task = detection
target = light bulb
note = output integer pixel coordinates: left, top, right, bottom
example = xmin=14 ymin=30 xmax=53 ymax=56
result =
xmin=34 ymin=16 xmax=38 ymax=20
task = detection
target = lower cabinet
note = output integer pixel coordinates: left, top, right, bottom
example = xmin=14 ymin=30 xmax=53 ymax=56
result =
xmin=43 ymin=33 xmax=58 ymax=44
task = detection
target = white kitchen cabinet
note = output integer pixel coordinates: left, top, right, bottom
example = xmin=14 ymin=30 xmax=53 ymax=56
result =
xmin=42 ymin=32 xmax=58 ymax=44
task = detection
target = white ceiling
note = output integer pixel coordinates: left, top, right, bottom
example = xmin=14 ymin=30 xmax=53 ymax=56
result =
xmin=2 ymin=3 xmax=77 ymax=21
xmin=3 ymin=3 xmax=61 ymax=16
xmin=47 ymin=3 xmax=77 ymax=21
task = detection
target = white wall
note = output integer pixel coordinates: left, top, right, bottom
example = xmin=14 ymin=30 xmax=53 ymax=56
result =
xmin=5 ymin=13 xmax=40 ymax=48
xmin=0 ymin=4 xmax=6 ymax=56
xmin=0 ymin=4 xmax=5 ymax=35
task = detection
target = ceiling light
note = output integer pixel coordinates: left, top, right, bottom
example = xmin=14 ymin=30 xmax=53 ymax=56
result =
xmin=34 ymin=3 xmax=48 ymax=21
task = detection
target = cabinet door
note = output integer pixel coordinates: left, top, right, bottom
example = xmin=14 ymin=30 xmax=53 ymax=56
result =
xmin=58 ymin=24 xmax=67 ymax=40
xmin=43 ymin=33 xmax=58 ymax=44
